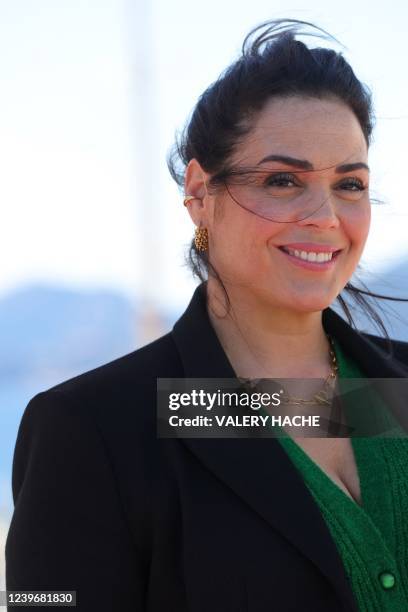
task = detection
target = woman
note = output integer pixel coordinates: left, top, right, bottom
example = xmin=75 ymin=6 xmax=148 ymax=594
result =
xmin=6 ymin=18 xmax=408 ymax=612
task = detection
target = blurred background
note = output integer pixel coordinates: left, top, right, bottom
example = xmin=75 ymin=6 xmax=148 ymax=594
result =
xmin=1 ymin=0 xmax=408 ymax=589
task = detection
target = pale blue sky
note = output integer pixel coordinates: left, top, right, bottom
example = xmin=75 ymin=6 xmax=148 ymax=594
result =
xmin=1 ymin=0 xmax=408 ymax=310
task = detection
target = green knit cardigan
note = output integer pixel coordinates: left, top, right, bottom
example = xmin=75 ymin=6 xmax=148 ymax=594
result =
xmin=277 ymin=338 xmax=408 ymax=611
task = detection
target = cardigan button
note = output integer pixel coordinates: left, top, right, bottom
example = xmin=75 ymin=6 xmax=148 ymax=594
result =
xmin=378 ymin=572 xmax=396 ymax=590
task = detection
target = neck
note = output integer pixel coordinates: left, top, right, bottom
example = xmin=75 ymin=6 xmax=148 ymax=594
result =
xmin=206 ymin=278 xmax=333 ymax=379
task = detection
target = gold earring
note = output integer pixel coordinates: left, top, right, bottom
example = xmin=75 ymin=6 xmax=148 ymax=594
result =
xmin=194 ymin=226 xmax=208 ymax=251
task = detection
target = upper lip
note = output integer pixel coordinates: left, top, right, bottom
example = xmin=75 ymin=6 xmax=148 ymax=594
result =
xmin=278 ymin=243 xmax=343 ymax=253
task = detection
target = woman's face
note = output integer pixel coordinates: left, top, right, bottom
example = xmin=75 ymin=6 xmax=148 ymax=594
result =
xmin=187 ymin=95 xmax=371 ymax=312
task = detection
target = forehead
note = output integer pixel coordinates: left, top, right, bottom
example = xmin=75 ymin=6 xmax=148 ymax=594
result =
xmin=233 ymin=96 xmax=368 ymax=167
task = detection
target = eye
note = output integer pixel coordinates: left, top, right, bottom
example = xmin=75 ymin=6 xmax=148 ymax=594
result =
xmin=337 ymin=177 xmax=367 ymax=191
xmin=264 ymin=172 xmax=299 ymax=187
xmin=262 ymin=172 xmax=368 ymax=192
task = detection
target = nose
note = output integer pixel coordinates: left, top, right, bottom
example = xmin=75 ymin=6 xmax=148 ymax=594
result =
xmin=297 ymin=190 xmax=340 ymax=229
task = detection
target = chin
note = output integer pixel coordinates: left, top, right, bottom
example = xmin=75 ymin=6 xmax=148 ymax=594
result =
xmin=254 ymin=280 xmax=338 ymax=312
xmin=273 ymin=288 xmax=337 ymax=313
xmin=292 ymin=293 xmax=336 ymax=313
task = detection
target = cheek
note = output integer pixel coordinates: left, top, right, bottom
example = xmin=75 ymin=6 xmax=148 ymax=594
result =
xmin=342 ymin=205 xmax=371 ymax=251
xmin=238 ymin=220 xmax=282 ymax=264
xmin=210 ymin=213 xmax=274 ymax=273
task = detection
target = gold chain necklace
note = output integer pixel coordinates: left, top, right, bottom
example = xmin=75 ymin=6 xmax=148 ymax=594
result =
xmin=280 ymin=334 xmax=338 ymax=407
xmin=238 ymin=334 xmax=338 ymax=407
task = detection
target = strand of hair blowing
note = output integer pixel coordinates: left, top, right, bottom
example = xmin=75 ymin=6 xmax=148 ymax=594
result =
xmin=167 ymin=18 xmax=408 ymax=352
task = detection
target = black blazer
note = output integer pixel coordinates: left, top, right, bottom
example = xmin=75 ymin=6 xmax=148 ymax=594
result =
xmin=5 ymin=281 xmax=408 ymax=612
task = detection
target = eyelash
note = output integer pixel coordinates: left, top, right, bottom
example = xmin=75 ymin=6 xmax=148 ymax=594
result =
xmin=265 ymin=172 xmax=367 ymax=191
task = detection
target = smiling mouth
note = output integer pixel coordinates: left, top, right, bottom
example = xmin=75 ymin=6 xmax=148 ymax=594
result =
xmin=278 ymin=246 xmax=342 ymax=263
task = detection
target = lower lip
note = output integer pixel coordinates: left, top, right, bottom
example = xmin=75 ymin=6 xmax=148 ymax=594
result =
xmin=277 ymin=247 xmax=342 ymax=271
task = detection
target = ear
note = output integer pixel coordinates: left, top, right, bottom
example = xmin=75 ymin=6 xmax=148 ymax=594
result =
xmin=184 ymin=159 xmax=211 ymax=226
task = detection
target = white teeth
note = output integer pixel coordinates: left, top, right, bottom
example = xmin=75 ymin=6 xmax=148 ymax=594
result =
xmin=284 ymin=248 xmax=334 ymax=263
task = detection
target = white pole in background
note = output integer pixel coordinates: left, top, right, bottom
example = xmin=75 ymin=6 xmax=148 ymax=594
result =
xmin=123 ymin=0 xmax=167 ymax=345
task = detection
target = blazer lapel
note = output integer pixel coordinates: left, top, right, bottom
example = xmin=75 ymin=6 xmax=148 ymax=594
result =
xmin=322 ymin=307 xmax=408 ymax=431
xmin=171 ymin=282 xmax=407 ymax=612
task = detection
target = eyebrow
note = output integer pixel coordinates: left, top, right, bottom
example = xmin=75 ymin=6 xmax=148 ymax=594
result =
xmin=257 ymin=154 xmax=370 ymax=174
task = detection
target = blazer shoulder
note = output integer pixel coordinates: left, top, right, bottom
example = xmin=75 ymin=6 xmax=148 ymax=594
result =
xmin=13 ymin=331 xmax=182 ymax=490
xmin=19 ymin=331 xmax=184 ymax=436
